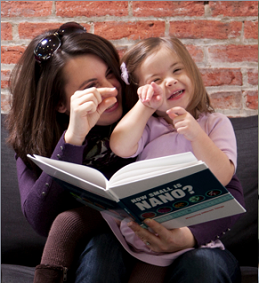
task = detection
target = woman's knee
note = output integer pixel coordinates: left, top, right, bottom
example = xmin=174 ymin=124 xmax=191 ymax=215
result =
xmin=49 ymin=206 xmax=105 ymax=235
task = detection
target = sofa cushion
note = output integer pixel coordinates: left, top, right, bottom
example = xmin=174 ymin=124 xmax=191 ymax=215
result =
xmin=221 ymin=116 xmax=258 ymax=267
xmin=1 ymin=115 xmax=46 ymax=266
xmin=1 ymin=264 xmax=34 ymax=283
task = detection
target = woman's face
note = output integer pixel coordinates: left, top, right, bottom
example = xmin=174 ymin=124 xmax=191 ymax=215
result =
xmin=62 ymin=54 xmax=123 ymax=126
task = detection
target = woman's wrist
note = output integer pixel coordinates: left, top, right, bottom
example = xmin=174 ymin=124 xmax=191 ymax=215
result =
xmin=64 ymin=130 xmax=86 ymax=146
xmin=180 ymin=227 xmax=196 ymax=249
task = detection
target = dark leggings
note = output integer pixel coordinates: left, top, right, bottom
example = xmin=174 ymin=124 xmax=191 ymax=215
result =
xmin=40 ymin=206 xmax=167 ymax=283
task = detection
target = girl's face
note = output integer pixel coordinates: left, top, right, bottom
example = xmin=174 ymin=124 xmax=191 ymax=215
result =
xmin=61 ymin=54 xmax=123 ymax=126
xmin=136 ymin=46 xmax=194 ymax=118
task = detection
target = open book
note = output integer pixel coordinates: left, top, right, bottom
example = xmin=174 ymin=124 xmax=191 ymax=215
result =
xmin=27 ymin=152 xmax=245 ymax=229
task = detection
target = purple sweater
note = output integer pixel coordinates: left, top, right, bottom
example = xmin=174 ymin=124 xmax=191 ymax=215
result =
xmin=16 ymin=132 xmax=245 ymax=245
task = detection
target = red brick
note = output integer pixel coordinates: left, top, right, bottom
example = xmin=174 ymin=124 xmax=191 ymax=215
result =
xmin=169 ymin=20 xmax=242 ymax=39
xmin=1 ymin=70 xmax=11 ymax=88
xmin=94 ymin=21 xmax=165 ymax=40
xmin=244 ymin=21 xmax=258 ymax=39
xmin=1 ymin=46 xmax=25 ymax=64
xmin=1 ymin=93 xmax=11 ymax=113
xmin=116 ymin=46 xmax=128 ymax=59
xmin=245 ymin=91 xmax=258 ymax=110
xmin=185 ymin=45 xmax=204 ymax=63
xmin=209 ymin=1 xmax=258 ymax=17
xmin=208 ymin=45 xmax=258 ymax=63
xmin=1 ymin=22 xmax=12 ymax=40
xmin=210 ymin=91 xmax=242 ymax=109
xmin=18 ymin=23 xmax=90 ymax=40
xmin=132 ymin=1 xmax=204 ymax=17
xmin=1 ymin=1 xmax=52 ymax=17
xmin=247 ymin=69 xmax=258 ymax=85
xmin=56 ymin=1 xmax=128 ymax=17
xmin=200 ymin=69 xmax=242 ymax=87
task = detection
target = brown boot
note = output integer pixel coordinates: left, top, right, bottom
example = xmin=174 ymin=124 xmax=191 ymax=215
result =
xmin=33 ymin=264 xmax=68 ymax=283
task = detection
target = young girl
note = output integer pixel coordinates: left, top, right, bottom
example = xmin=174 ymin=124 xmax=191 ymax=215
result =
xmin=109 ymin=36 xmax=244 ymax=282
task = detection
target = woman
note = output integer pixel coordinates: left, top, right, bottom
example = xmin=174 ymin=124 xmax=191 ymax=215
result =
xmin=6 ymin=23 xmax=244 ymax=283
xmin=6 ymin=22 xmax=136 ymax=283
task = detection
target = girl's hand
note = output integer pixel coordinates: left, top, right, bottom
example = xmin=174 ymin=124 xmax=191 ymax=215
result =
xmin=166 ymin=107 xmax=204 ymax=142
xmin=167 ymin=107 xmax=234 ymax=185
xmin=137 ymin=82 xmax=163 ymax=110
xmin=128 ymin=219 xmax=195 ymax=253
xmin=65 ymin=87 xmax=118 ymax=145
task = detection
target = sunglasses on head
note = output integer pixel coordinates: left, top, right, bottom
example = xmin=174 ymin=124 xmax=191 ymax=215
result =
xmin=34 ymin=22 xmax=86 ymax=63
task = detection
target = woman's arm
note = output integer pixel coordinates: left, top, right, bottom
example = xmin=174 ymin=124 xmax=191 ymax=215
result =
xmin=17 ymin=132 xmax=86 ymax=237
xmin=189 ymin=174 xmax=245 ymax=246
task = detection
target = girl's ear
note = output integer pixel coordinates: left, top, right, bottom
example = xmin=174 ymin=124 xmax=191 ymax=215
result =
xmin=56 ymin=101 xmax=67 ymax=113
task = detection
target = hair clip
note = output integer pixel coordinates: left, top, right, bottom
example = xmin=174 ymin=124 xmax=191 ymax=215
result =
xmin=120 ymin=62 xmax=130 ymax=85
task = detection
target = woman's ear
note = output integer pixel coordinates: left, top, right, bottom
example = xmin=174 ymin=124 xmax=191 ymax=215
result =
xmin=56 ymin=101 xmax=67 ymax=113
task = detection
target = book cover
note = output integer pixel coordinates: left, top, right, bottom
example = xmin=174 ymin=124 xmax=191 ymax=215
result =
xmin=27 ymin=153 xmax=246 ymax=229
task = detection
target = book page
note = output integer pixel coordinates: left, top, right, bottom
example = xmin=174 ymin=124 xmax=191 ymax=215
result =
xmin=110 ymin=152 xmax=198 ymax=186
xmin=29 ymin=155 xmax=108 ymax=189
xmin=110 ymin=162 xmax=208 ymax=199
xmin=110 ymin=161 xmax=200 ymax=187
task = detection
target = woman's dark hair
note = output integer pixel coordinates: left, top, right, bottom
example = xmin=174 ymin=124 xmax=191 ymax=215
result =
xmin=6 ymin=30 xmax=124 ymax=168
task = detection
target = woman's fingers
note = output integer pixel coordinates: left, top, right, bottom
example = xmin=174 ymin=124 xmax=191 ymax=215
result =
xmin=71 ymin=87 xmax=118 ymax=114
xmin=97 ymin=87 xmax=118 ymax=99
xmin=127 ymin=219 xmax=195 ymax=253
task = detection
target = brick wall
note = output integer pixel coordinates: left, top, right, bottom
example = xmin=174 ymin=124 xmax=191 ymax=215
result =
xmin=1 ymin=1 xmax=258 ymax=116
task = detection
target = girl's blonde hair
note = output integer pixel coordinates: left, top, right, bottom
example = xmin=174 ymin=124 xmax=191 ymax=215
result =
xmin=122 ymin=36 xmax=214 ymax=119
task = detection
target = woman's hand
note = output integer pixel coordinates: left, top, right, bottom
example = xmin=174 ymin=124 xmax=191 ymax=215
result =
xmin=127 ymin=218 xmax=195 ymax=253
xmin=137 ymin=82 xmax=163 ymax=110
xmin=65 ymin=87 xmax=118 ymax=146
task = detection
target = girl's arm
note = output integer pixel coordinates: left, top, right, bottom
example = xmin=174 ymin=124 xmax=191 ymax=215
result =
xmin=167 ymin=107 xmax=235 ymax=186
xmin=110 ymin=83 xmax=163 ymax=158
xmin=110 ymin=100 xmax=155 ymax=158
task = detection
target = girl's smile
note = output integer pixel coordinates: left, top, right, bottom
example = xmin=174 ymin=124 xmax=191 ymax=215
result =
xmin=167 ymin=89 xmax=185 ymax=101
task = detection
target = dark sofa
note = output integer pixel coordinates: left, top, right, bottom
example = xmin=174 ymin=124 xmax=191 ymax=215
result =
xmin=1 ymin=114 xmax=258 ymax=283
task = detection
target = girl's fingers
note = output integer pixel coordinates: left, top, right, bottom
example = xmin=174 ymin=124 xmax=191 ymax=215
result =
xmin=145 ymin=86 xmax=155 ymax=101
xmin=138 ymin=85 xmax=152 ymax=102
xmin=167 ymin=106 xmax=186 ymax=116
xmin=150 ymin=82 xmax=162 ymax=95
